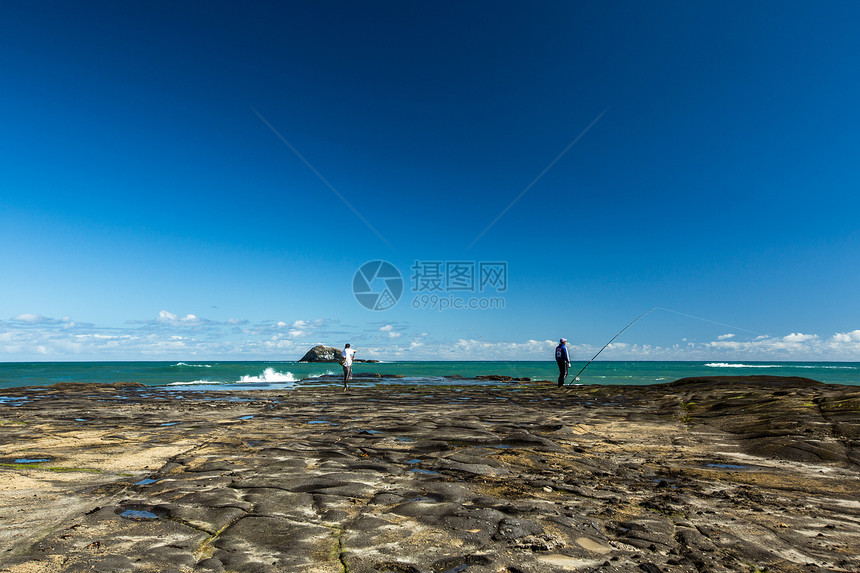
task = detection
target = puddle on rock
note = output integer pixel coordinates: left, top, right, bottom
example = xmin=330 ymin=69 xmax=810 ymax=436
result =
xmin=538 ymin=555 xmax=602 ymax=569
xmin=237 ymin=415 xmax=254 ymax=420
xmin=15 ymin=458 xmax=51 ymax=464
xmin=134 ymin=478 xmax=160 ymax=485
xmin=160 ymin=422 xmax=180 ymax=427
xmin=116 ymin=504 xmax=168 ymax=521
xmin=706 ymin=463 xmax=749 ymax=470
xmin=576 ymin=536 xmax=612 ymax=554
xmin=120 ymin=509 xmax=160 ymax=520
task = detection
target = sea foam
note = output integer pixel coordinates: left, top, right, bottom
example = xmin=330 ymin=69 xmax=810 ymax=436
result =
xmin=705 ymin=363 xmax=856 ymax=370
xmin=705 ymin=363 xmax=779 ymax=368
xmin=239 ymin=368 xmax=297 ymax=383
xmin=165 ymin=368 xmax=297 ymax=386
xmin=304 ymin=370 xmax=336 ymax=378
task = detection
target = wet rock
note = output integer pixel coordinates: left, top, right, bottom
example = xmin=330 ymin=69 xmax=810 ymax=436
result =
xmin=493 ymin=516 xmax=544 ymax=541
xmin=612 ymin=518 xmax=676 ymax=550
xmin=369 ymin=491 xmax=406 ymax=505
xmin=435 ymin=459 xmax=509 ymax=477
xmin=196 ymin=557 xmax=225 ymax=571
xmin=667 ymin=375 xmax=824 ymax=388
xmin=430 ymin=554 xmax=492 ymax=572
xmin=1 ymin=378 xmax=858 ymax=572
xmin=212 ymin=516 xmax=337 ymax=571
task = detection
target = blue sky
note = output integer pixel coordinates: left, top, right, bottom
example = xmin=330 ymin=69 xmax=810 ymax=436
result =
xmin=2 ymin=1 xmax=859 ymax=361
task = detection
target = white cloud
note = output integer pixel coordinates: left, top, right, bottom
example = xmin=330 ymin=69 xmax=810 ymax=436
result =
xmin=158 ymin=310 xmax=178 ymax=322
xmin=378 ymin=324 xmax=401 ymax=338
xmin=427 ymin=338 xmax=560 ymax=360
xmin=3 ymin=311 xmax=860 ymax=362
xmin=12 ymin=313 xmax=47 ymax=323
xmin=830 ymin=330 xmax=860 ymax=343
xmin=783 ymin=332 xmax=817 ymax=342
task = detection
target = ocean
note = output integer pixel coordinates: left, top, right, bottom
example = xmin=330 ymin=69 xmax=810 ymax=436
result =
xmin=0 ymin=361 xmax=858 ymax=391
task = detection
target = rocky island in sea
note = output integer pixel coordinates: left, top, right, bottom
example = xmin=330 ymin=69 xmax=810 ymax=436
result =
xmin=299 ymin=344 xmax=381 ymax=363
xmin=0 ymin=375 xmax=858 ymax=572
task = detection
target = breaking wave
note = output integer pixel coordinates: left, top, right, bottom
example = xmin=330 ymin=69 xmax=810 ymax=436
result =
xmin=706 ymin=363 xmax=856 ymax=370
xmin=705 ymin=363 xmax=779 ymax=368
xmin=239 ymin=368 xmax=297 ymax=383
xmin=166 ymin=368 xmax=298 ymax=386
xmin=304 ymin=370 xmax=336 ymax=378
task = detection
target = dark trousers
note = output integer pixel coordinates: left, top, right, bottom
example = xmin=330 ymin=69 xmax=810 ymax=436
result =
xmin=557 ymin=359 xmax=568 ymax=387
xmin=342 ymin=364 xmax=352 ymax=386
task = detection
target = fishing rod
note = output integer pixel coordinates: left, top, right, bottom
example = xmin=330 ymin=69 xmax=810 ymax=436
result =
xmin=569 ymin=307 xmax=657 ymax=383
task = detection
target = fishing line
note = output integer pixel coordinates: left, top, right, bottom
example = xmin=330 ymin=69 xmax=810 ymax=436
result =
xmin=568 ymin=307 xmax=763 ymax=383
xmin=652 ymin=307 xmax=765 ymax=337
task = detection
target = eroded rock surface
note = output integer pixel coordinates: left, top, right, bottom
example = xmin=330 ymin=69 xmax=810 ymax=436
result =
xmin=1 ymin=379 xmax=858 ymax=572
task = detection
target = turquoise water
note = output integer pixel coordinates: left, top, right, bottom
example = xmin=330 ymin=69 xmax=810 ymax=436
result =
xmin=0 ymin=361 xmax=857 ymax=391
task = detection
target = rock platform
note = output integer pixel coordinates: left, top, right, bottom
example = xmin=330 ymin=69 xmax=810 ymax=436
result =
xmin=1 ymin=378 xmax=858 ymax=572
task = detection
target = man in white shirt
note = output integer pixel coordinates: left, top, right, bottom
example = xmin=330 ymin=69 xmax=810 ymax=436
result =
xmin=341 ymin=343 xmax=356 ymax=390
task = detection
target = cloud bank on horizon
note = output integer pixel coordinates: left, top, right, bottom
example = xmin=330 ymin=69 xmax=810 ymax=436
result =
xmin=2 ymin=311 xmax=858 ymax=362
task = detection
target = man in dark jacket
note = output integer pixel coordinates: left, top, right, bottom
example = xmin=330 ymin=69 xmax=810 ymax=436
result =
xmin=555 ymin=338 xmax=570 ymax=387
